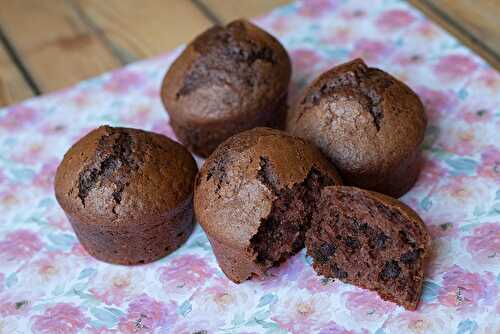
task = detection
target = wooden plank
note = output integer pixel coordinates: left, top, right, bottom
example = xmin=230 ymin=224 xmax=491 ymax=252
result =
xmin=0 ymin=44 xmax=33 ymax=107
xmin=73 ymin=0 xmax=213 ymax=61
xmin=199 ymin=0 xmax=291 ymax=24
xmin=409 ymin=0 xmax=500 ymax=70
xmin=0 ymin=0 xmax=121 ymax=93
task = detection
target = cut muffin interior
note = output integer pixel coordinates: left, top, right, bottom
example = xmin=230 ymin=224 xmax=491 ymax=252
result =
xmin=305 ymin=186 xmax=430 ymax=310
xmin=249 ymin=157 xmax=336 ymax=269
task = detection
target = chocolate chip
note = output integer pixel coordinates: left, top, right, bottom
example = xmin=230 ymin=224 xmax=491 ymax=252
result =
xmin=380 ymin=260 xmax=401 ymax=280
xmin=400 ymin=249 xmax=421 ymax=265
xmin=332 ymin=264 xmax=348 ymax=279
xmin=314 ymin=243 xmax=336 ymax=263
xmin=345 ymin=236 xmax=360 ymax=250
xmin=321 ymin=243 xmax=336 ymax=257
xmin=374 ymin=233 xmax=388 ymax=248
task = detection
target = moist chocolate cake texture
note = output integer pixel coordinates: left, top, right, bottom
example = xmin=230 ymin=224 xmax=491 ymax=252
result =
xmin=55 ymin=126 xmax=198 ymax=265
xmin=287 ymin=58 xmax=427 ymax=198
xmin=162 ymin=19 xmax=291 ymax=157
xmin=306 ymin=186 xmax=431 ymax=310
xmin=194 ymin=127 xmax=342 ymax=283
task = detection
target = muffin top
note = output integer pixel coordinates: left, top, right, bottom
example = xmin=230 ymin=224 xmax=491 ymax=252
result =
xmin=55 ymin=126 xmax=198 ymax=224
xmin=288 ymin=58 xmax=427 ymax=174
xmin=194 ymin=127 xmax=341 ymax=247
xmin=162 ymin=19 xmax=291 ymax=123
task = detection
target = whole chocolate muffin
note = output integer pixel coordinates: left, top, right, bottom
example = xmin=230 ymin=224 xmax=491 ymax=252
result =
xmin=194 ymin=127 xmax=342 ymax=283
xmin=306 ymin=186 xmax=431 ymax=310
xmin=162 ymin=19 xmax=291 ymax=158
xmin=54 ymin=126 xmax=198 ymax=265
xmin=287 ymin=58 xmax=427 ymax=197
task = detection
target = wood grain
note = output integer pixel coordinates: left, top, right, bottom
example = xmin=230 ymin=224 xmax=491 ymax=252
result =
xmin=73 ymin=0 xmax=213 ymax=62
xmin=0 ymin=0 xmax=120 ymax=93
xmin=410 ymin=0 xmax=500 ymax=70
xmin=199 ymin=0 xmax=291 ymax=24
xmin=1 ymin=0 xmax=498 ymax=108
xmin=0 ymin=45 xmax=33 ymax=107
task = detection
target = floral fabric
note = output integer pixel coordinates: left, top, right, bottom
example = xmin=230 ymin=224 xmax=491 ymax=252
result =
xmin=0 ymin=0 xmax=499 ymax=333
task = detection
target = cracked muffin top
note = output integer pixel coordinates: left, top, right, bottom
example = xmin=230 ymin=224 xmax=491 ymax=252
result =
xmin=54 ymin=126 xmax=198 ymax=224
xmin=162 ymin=19 xmax=291 ymax=123
xmin=287 ymin=58 xmax=427 ymax=197
xmin=194 ymin=127 xmax=341 ymax=247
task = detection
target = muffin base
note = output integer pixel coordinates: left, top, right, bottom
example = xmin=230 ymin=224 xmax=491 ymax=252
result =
xmin=68 ymin=198 xmax=194 ymax=265
xmin=342 ymin=149 xmax=423 ymax=198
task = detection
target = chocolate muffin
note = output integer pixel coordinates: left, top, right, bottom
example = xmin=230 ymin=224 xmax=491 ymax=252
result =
xmin=287 ymin=58 xmax=427 ymax=197
xmin=54 ymin=126 xmax=198 ymax=265
xmin=194 ymin=127 xmax=342 ymax=283
xmin=162 ymin=19 xmax=291 ymax=158
xmin=306 ymin=186 xmax=431 ymax=310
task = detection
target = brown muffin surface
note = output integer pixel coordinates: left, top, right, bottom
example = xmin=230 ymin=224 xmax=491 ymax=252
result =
xmin=162 ymin=19 xmax=291 ymax=157
xmin=55 ymin=125 xmax=198 ymax=265
xmin=306 ymin=186 xmax=431 ymax=310
xmin=194 ymin=127 xmax=341 ymax=283
xmin=287 ymin=58 xmax=427 ymax=197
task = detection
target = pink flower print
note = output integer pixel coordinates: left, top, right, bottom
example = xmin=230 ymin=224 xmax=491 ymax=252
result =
xmin=117 ymin=294 xmax=177 ymax=333
xmin=428 ymin=222 xmax=459 ymax=239
xmin=377 ymin=9 xmax=415 ymax=31
xmin=319 ymin=322 xmax=370 ymax=334
xmin=291 ymin=49 xmax=323 ymax=72
xmin=89 ymin=269 xmax=146 ymax=306
xmin=340 ymin=8 xmax=366 ymax=20
xmin=31 ymin=303 xmax=87 ymax=334
xmin=475 ymin=68 xmax=500 ymax=93
xmin=0 ymin=230 xmax=42 ymax=261
xmin=435 ymin=54 xmax=478 ymax=81
xmin=260 ymin=253 xmax=305 ymax=289
xmin=0 ymin=184 xmax=22 ymax=209
xmin=158 ymin=254 xmax=216 ymax=291
xmin=415 ymin=86 xmax=458 ymax=122
xmin=415 ymin=21 xmax=440 ymax=40
xmin=268 ymin=16 xmax=293 ymax=35
xmin=0 ymin=105 xmax=38 ymax=130
xmin=457 ymin=103 xmax=493 ymax=124
xmin=0 ymin=272 xmax=4 ymax=293
xmin=71 ymin=242 xmax=90 ymax=257
xmin=350 ymin=39 xmax=392 ymax=63
xmin=463 ymin=223 xmax=500 ymax=262
xmin=104 ymin=70 xmax=145 ymax=94
xmin=477 ymin=145 xmax=500 ymax=181
xmin=11 ymin=143 xmax=43 ymax=164
xmin=47 ymin=214 xmax=72 ymax=231
xmin=418 ymin=158 xmax=446 ymax=185
xmin=86 ymin=328 xmax=119 ymax=334
xmin=438 ymin=265 xmax=495 ymax=311
xmin=0 ymin=295 xmax=30 ymax=317
xmin=442 ymin=127 xmax=477 ymax=156
xmin=120 ymin=104 xmax=154 ymax=127
xmin=40 ymin=123 xmax=66 ymax=136
xmin=271 ymin=294 xmax=333 ymax=334
xmin=144 ymin=85 xmax=161 ymax=99
xmin=297 ymin=0 xmax=338 ymax=18
xmin=343 ymin=290 xmax=397 ymax=320
xmin=393 ymin=52 xmax=425 ymax=67
xmin=297 ymin=271 xmax=339 ymax=293
xmin=380 ymin=310 xmax=450 ymax=333
xmin=33 ymin=160 xmax=58 ymax=191
xmin=322 ymin=27 xmax=353 ymax=45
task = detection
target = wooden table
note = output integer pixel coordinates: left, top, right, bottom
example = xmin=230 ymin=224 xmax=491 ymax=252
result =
xmin=0 ymin=0 xmax=498 ymax=107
